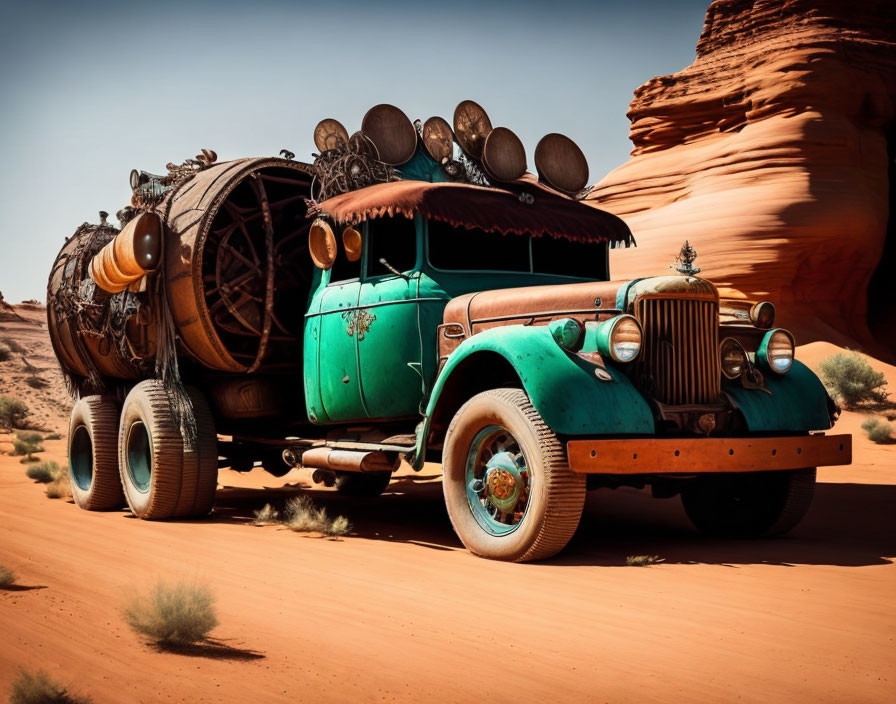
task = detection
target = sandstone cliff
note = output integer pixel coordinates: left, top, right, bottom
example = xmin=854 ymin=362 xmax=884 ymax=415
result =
xmin=587 ymin=0 xmax=896 ymax=359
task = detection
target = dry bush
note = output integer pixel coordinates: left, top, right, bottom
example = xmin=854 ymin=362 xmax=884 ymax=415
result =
xmin=0 ymin=335 xmax=26 ymax=354
xmin=9 ymin=667 xmax=91 ymax=704
xmin=861 ymin=417 xmax=894 ymax=444
xmin=820 ymin=353 xmax=889 ymax=408
xmin=13 ymin=431 xmax=44 ymax=461
xmin=252 ymin=503 xmax=280 ymax=526
xmin=122 ymin=579 xmax=219 ymax=646
xmin=26 ymin=461 xmax=62 ymax=483
xmin=0 ymin=395 xmax=28 ymax=430
xmin=0 ymin=342 xmax=11 ymax=362
xmin=626 ymin=555 xmax=664 ymax=567
xmin=46 ymin=477 xmax=72 ymax=500
xmin=25 ymin=376 xmax=49 ymax=390
xmin=282 ymin=495 xmax=351 ymax=537
xmin=0 ymin=564 xmax=15 ymax=588
xmin=45 ymin=432 xmax=63 ymax=440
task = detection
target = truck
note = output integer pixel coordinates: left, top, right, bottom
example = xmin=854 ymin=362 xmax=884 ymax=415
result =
xmin=47 ymin=102 xmax=851 ymax=562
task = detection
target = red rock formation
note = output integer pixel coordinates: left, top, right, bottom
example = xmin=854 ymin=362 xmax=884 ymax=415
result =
xmin=587 ymin=0 xmax=896 ymax=359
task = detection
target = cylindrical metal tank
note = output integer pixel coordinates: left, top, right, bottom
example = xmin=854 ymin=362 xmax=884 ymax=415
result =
xmin=90 ymin=212 xmax=163 ymax=293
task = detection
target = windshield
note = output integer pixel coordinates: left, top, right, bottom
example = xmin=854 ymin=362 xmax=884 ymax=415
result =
xmin=427 ymin=219 xmax=607 ymax=279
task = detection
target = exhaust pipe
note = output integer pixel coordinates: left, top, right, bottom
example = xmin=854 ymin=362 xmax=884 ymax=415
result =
xmin=299 ymin=447 xmax=399 ymax=473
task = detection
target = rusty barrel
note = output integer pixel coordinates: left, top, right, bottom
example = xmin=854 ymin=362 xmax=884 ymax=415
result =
xmin=47 ymin=223 xmax=145 ymax=382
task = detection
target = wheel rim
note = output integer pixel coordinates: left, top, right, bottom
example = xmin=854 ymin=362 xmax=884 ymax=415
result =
xmin=126 ymin=420 xmax=152 ymax=493
xmin=70 ymin=424 xmax=93 ymax=491
xmin=465 ymin=425 xmax=531 ymax=536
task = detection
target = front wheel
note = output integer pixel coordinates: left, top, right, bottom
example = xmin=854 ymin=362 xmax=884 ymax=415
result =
xmin=442 ymin=389 xmax=585 ymax=562
xmin=680 ymin=468 xmax=816 ymax=538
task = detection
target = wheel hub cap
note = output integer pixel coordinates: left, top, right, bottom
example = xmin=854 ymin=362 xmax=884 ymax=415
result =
xmin=483 ymin=452 xmax=523 ymax=513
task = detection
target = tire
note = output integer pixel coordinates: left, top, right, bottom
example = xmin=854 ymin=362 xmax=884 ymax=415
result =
xmin=118 ymin=381 xmax=218 ymax=519
xmin=68 ymin=395 xmax=125 ymax=510
xmin=680 ymin=468 xmax=816 ymax=538
xmin=334 ymin=471 xmax=392 ymax=497
xmin=442 ymin=388 xmax=586 ymax=562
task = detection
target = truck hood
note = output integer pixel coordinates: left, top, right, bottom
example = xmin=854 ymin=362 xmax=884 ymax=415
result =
xmin=443 ymin=280 xmax=626 ymax=335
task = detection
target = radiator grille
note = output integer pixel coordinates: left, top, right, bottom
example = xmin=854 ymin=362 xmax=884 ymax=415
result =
xmin=634 ymin=297 xmax=721 ymax=405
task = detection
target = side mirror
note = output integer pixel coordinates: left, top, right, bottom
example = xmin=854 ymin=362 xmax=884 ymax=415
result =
xmin=309 ymin=219 xmax=337 ymax=270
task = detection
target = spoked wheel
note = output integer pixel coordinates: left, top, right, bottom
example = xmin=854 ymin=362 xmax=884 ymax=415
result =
xmin=67 ymin=395 xmax=125 ymax=510
xmin=442 ymin=389 xmax=585 ymax=562
xmin=202 ymin=169 xmax=311 ymax=371
xmin=680 ymin=468 xmax=817 ymax=538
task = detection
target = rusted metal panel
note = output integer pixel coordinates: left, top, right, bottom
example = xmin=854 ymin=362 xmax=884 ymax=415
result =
xmin=311 ymin=180 xmax=633 ymax=246
xmin=159 ymin=157 xmax=314 ymax=372
xmin=567 ymin=434 xmax=851 ymax=474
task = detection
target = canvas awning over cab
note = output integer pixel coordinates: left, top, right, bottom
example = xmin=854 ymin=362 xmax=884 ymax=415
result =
xmin=309 ymin=179 xmax=635 ymax=247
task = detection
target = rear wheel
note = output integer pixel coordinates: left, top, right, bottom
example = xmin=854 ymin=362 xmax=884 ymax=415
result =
xmin=442 ymin=388 xmax=585 ymax=562
xmin=680 ymin=468 xmax=816 ymax=538
xmin=68 ymin=395 xmax=125 ymax=510
xmin=334 ymin=471 xmax=392 ymax=497
xmin=118 ymin=381 xmax=218 ymax=519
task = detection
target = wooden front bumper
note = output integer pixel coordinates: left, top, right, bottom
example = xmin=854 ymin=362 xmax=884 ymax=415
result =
xmin=567 ymin=434 xmax=851 ymax=474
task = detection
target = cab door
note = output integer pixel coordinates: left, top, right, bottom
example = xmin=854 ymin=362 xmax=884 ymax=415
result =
xmin=307 ymin=246 xmax=367 ymax=423
xmin=357 ymin=216 xmax=425 ymax=419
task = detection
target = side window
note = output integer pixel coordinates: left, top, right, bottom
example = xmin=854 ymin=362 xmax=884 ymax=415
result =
xmin=428 ymin=219 xmax=530 ymax=272
xmin=328 ymin=226 xmax=362 ymax=283
xmin=366 ymin=216 xmax=417 ymax=278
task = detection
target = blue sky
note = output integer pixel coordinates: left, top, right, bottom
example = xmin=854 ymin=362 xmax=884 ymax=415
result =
xmin=0 ymin=0 xmax=708 ymax=302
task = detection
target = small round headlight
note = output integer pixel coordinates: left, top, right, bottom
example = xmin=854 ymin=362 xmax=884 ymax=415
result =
xmin=548 ymin=317 xmax=584 ymax=351
xmin=750 ymin=301 xmax=776 ymax=329
xmin=596 ymin=315 xmax=642 ymax=363
xmin=758 ymin=328 xmax=794 ymax=374
xmin=720 ymin=337 xmax=748 ymax=380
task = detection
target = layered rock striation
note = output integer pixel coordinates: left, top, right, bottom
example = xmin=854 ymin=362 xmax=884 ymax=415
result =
xmin=587 ymin=0 xmax=896 ymax=358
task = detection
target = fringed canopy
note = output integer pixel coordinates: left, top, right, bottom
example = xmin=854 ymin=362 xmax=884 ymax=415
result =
xmin=311 ymin=180 xmax=634 ymax=247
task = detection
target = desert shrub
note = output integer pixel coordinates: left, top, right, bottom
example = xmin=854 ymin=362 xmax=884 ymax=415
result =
xmin=861 ymin=417 xmax=894 ymax=444
xmin=13 ymin=431 xmax=44 ymax=460
xmin=0 ymin=342 xmax=11 ymax=361
xmin=819 ymin=353 xmax=888 ymax=407
xmin=626 ymin=555 xmax=664 ymax=567
xmin=26 ymin=460 xmax=62 ymax=483
xmin=45 ymin=477 xmax=72 ymax=499
xmin=8 ymin=667 xmax=92 ymax=704
xmin=0 ymin=564 xmax=15 ymax=588
xmin=252 ymin=503 xmax=280 ymax=526
xmin=122 ymin=579 xmax=219 ymax=646
xmin=282 ymin=495 xmax=351 ymax=537
xmin=0 ymin=395 xmax=28 ymax=429
xmin=0 ymin=335 xmax=26 ymax=354
xmin=25 ymin=376 xmax=48 ymax=390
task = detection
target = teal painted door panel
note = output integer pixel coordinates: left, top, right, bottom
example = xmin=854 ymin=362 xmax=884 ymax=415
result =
xmin=317 ymin=281 xmax=366 ymax=421
xmin=358 ymin=275 xmax=426 ymax=418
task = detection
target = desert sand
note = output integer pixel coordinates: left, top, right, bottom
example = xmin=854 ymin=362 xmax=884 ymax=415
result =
xmin=1 ymin=304 xmax=894 ymax=703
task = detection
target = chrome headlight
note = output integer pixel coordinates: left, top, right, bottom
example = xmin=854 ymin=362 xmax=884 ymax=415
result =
xmin=720 ymin=337 xmax=748 ymax=380
xmin=758 ymin=328 xmax=794 ymax=374
xmin=750 ymin=301 xmax=776 ymax=329
xmin=597 ymin=315 xmax=642 ymax=363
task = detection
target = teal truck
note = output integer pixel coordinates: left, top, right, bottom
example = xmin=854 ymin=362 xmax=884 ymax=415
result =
xmin=48 ymin=104 xmax=851 ymax=562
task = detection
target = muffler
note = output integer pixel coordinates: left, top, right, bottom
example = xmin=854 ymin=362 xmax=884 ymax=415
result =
xmin=299 ymin=447 xmax=399 ymax=473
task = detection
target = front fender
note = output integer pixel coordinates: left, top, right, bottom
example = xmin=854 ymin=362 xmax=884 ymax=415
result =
xmin=725 ymin=360 xmax=834 ymax=433
xmin=415 ymin=325 xmax=655 ymax=466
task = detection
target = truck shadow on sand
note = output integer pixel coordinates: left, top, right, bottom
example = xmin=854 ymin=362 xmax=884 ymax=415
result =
xmin=206 ymin=476 xmax=895 ymax=568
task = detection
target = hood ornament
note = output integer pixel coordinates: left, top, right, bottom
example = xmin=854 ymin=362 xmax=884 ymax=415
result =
xmin=672 ymin=240 xmax=701 ymax=276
